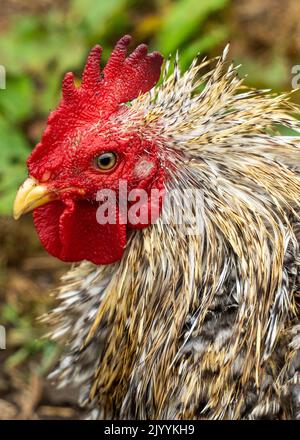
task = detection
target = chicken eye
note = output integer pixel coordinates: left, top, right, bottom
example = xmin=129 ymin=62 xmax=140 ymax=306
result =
xmin=95 ymin=152 xmax=117 ymax=171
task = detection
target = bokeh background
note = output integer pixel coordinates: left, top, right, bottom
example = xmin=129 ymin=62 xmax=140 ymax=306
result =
xmin=0 ymin=0 xmax=300 ymax=419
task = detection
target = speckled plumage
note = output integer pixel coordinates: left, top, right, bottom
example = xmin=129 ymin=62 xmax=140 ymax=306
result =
xmin=44 ymin=47 xmax=300 ymax=419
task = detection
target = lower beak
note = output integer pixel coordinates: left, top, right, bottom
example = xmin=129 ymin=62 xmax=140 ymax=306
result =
xmin=13 ymin=177 xmax=56 ymax=220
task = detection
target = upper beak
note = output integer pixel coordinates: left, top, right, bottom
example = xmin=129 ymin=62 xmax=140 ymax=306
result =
xmin=13 ymin=177 xmax=56 ymax=220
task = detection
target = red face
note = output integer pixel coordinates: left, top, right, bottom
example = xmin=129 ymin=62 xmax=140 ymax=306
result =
xmin=14 ymin=36 xmax=164 ymax=265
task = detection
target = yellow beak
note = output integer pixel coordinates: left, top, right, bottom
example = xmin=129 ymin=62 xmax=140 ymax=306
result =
xmin=13 ymin=177 xmax=56 ymax=220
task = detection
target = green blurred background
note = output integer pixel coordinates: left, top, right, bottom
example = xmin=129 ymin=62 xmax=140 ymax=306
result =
xmin=0 ymin=0 xmax=299 ymax=419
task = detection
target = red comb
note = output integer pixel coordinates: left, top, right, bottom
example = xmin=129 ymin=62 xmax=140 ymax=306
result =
xmin=28 ymin=36 xmax=163 ymax=168
xmin=61 ymin=35 xmax=163 ymax=115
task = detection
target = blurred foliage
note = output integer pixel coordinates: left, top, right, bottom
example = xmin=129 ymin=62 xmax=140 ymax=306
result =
xmin=155 ymin=0 xmax=229 ymax=54
xmin=0 ymin=0 xmax=299 ymax=215
xmin=1 ymin=302 xmax=59 ymax=373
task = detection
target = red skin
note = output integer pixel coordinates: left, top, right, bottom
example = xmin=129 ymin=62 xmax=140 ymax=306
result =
xmin=27 ymin=36 xmax=164 ymax=265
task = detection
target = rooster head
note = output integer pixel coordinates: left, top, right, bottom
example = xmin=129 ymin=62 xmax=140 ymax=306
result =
xmin=13 ymin=36 xmax=164 ymax=265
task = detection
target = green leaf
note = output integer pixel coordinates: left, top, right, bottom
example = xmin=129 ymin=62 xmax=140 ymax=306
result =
xmin=0 ymin=14 xmax=85 ymax=76
xmin=5 ymin=347 xmax=30 ymax=368
xmin=1 ymin=303 xmax=20 ymax=325
xmin=0 ymin=76 xmax=34 ymax=123
xmin=238 ymin=56 xmax=288 ymax=91
xmin=276 ymin=125 xmax=300 ymax=136
xmin=71 ymin=0 xmax=128 ymax=35
xmin=38 ymin=341 xmax=61 ymax=374
xmin=0 ymin=166 xmax=28 ymax=216
xmin=0 ymin=117 xmax=30 ymax=215
xmin=180 ymin=26 xmax=229 ymax=68
xmin=37 ymin=72 xmax=61 ymax=115
xmin=156 ymin=0 xmax=229 ymax=55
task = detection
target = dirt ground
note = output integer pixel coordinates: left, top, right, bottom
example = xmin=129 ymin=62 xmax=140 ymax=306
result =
xmin=0 ymin=216 xmax=85 ymax=419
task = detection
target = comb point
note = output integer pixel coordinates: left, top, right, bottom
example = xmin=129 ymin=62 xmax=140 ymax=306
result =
xmin=82 ymin=44 xmax=102 ymax=89
xmin=62 ymin=72 xmax=77 ymax=102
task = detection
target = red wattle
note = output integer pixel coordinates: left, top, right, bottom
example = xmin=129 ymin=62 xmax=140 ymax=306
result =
xmin=33 ymin=201 xmax=127 ymax=265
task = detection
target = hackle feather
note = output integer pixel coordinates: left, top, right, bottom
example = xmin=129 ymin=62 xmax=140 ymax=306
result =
xmin=44 ymin=47 xmax=300 ymax=419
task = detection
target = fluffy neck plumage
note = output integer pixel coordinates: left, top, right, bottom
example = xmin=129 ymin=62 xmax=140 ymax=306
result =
xmin=45 ymin=48 xmax=300 ymax=419
xmin=46 ymin=162 xmax=300 ymax=418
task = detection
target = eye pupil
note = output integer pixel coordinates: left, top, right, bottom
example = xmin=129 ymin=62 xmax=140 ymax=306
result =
xmin=95 ymin=152 xmax=117 ymax=171
xmin=100 ymin=156 xmax=111 ymax=166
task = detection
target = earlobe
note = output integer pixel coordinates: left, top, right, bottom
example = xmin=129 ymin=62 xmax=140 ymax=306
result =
xmin=128 ymin=171 xmax=165 ymax=229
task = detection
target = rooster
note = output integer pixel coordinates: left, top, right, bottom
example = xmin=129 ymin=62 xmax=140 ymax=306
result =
xmin=13 ymin=36 xmax=300 ymax=419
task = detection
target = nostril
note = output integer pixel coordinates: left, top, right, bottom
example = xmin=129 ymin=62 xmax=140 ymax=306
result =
xmin=41 ymin=171 xmax=52 ymax=182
